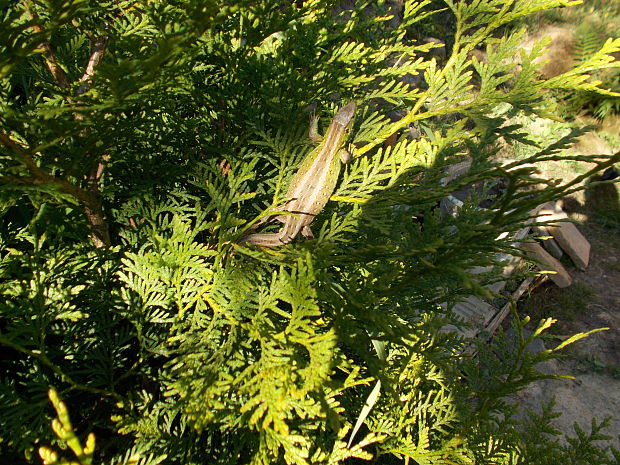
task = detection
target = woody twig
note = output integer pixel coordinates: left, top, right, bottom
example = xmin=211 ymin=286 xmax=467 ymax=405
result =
xmin=16 ymin=2 xmax=112 ymax=248
xmin=77 ymin=36 xmax=108 ymax=97
xmin=25 ymin=1 xmax=70 ymax=90
xmin=0 ymin=129 xmax=111 ymax=248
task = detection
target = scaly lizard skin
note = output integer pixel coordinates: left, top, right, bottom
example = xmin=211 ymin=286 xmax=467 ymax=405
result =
xmin=242 ymin=102 xmax=356 ymax=247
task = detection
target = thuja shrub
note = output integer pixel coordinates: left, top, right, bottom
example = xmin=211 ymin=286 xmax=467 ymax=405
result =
xmin=1 ymin=1 xmax=619 ymax=464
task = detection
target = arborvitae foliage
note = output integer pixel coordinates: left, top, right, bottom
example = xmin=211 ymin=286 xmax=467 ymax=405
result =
xmin=568 ymin=20 xmax=620 ymax=119
xmin=1 ymin=1 xmax=620 ymax=464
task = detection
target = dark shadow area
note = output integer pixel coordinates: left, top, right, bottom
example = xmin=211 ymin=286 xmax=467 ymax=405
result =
xmin=584 ymin=167 xmax=620 ymax=230
xmin=561 ymin=165 xmax=620 ymax=235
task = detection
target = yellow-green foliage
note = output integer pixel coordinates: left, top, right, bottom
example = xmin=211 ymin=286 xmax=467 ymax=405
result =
xmin=39 ymin=390 xmax=96 ymax=465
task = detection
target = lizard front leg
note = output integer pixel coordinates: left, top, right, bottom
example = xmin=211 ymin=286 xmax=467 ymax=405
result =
xmin=340 ymin=148 xmax=352 ymax=164
xmin=309 ymin=112 xmax=322 ymax=142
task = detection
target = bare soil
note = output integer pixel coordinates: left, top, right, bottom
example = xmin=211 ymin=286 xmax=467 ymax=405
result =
xmin=512 ymin=161 xmax=620 ymax=449
xmin=499 ymin=18 xmax=620 ymax=447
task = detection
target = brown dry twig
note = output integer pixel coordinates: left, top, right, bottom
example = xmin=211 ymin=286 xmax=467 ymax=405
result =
xmin=0 ymin=129 xmax=112 ymax=248
xmin=25 ymin=1 xmax=70 ymax=90
xmin=77 ymin=36 xmax=108 ymax=97
xmin=5 ymin=3 xmax=113 ymax=248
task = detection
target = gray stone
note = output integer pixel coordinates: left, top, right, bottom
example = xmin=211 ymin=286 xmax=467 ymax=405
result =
xmin=533 ymin=224 xmax=564 ymax=259
xmin=537 ymin=201 xmax=590 ymax=270
xmin=521 ymin=241 xmax=572 ymax=288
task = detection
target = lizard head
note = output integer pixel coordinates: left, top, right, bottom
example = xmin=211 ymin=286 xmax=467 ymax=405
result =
xmin=333 ymin=101 xmax=356 ymax=126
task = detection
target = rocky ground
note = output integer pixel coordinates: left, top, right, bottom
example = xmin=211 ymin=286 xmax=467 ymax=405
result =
xmin=500 ymin=20 xmax=620 ymax=451
xmin=513 ymin=210 xmax=620 ymax=450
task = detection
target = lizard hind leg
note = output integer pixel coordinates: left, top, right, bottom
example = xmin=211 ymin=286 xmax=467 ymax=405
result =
xmin=247 ymin=207 xmax=283 ymax=231
xmin=248 ymin=197 xmax=296 ymax=230
xmin=301 ymin=225 xmax=314 ymax=239
xmin=273 ymin=214 xmax=290 ymax=224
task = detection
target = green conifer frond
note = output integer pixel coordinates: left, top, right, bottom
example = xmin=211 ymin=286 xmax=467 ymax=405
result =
xmin=546 ymin=37 xmax=620 ymax=95
xmin=573 ymin=21 xmax=607 ymax=64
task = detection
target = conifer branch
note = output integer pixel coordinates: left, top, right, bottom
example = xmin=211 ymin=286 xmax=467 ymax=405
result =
xmin=0 ymin=129 xmax=111 ymax=248
xmin=25 ymin=1 xmax=70 ymax=90
xmin=76 ymin=35 xmax=112 ymax=248
xmin=17 ymin=2 xmax=112 ymax=248
xmin=0 ymin=334 xmax=122 ymax=401
xmin=77 ymin=35 xmax=108 ymax=97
